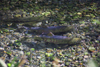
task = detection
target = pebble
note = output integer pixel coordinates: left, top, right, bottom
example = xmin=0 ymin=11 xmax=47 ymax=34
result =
xmin=37 ymin=56 xmax=41 ymax=59
xmin=18 ymin=51 xmax=24 ymax=55
xmin=84 ymin=55 xmax=89 ymax=59
xmin=88 ymin=47 xmax=96 ymax=52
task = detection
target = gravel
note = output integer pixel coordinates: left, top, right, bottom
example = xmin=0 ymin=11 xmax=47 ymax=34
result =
xmin=0 ymin=10 xmax=100 ymax=67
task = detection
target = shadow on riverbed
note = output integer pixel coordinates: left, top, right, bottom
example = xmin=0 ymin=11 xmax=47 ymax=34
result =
xmin=21 ymin=40 xmax=80 ymax=50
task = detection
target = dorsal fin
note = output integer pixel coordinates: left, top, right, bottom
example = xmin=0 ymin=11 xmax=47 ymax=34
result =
xmin=47 ymin=32 xmax=55 ymax=36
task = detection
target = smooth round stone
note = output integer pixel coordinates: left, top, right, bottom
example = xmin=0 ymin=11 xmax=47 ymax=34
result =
xmin=68 ymin=58 xmax=72 ymax=62
xmin=84 ymin=55 xmax=89 ymax=59
xmin=37 ymin=56 xmax=41 ymax=59
xmin=18 ymin=51 xmax=24 ymax=55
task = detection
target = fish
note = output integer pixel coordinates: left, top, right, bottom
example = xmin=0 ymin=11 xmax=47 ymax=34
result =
xmin=34 ymin=35 xmax=81 ymax=44
xmin=23 ymin=25 xmax=73 ymax=34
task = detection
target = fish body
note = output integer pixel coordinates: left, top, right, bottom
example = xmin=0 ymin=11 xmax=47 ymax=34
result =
xmin=34 ymin=35 xmax=81 ymax=44
xmin=24 ymin=26 xmax=73 ymax=34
